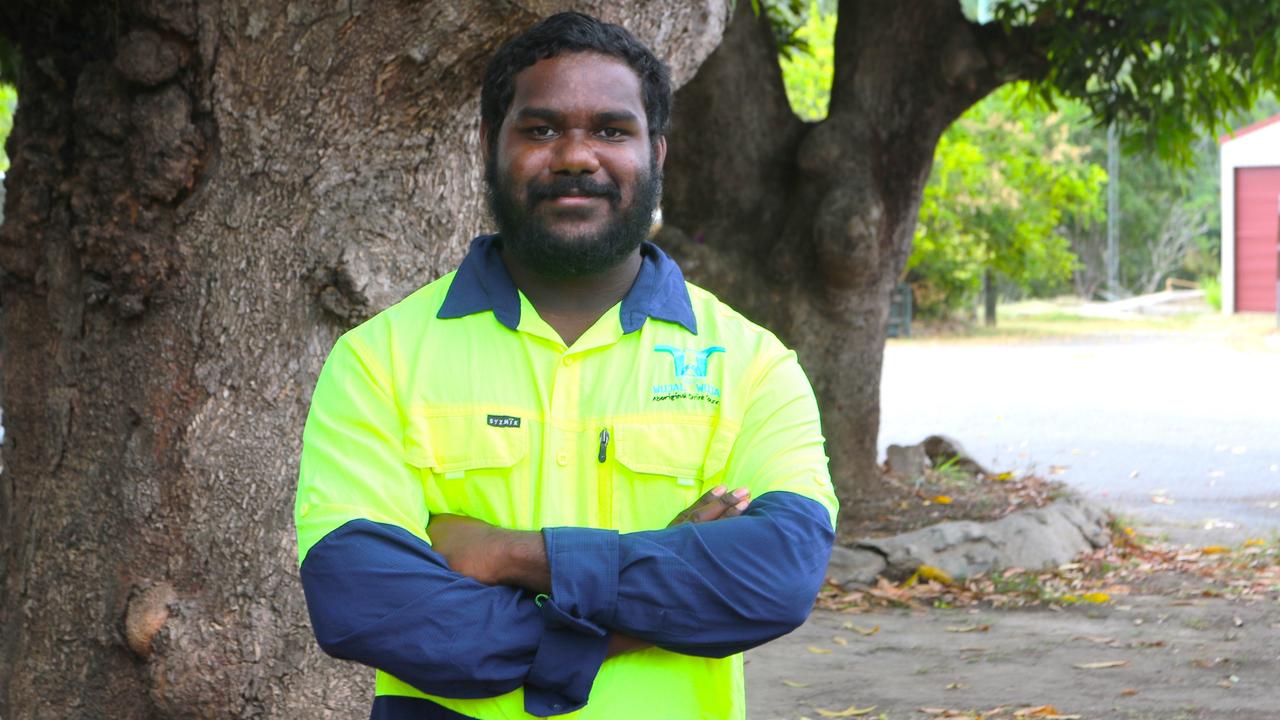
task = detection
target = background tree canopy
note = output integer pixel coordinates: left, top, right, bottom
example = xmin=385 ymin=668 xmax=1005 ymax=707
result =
xmin=778 ymin=0 xmax=1280 ymax=316
xmin=0 ymin=83 xmax=15 ymax=173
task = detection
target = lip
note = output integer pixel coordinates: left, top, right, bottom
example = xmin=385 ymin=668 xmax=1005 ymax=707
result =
xmin=544 ymin=194 xmax=604 ymax=207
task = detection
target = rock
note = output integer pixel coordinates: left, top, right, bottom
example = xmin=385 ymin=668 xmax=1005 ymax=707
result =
xmin=856 ymin=495 xmax=1112 ymax=581
xmin=921 ymin=434 xmax=991 ymax=476
xmin=826 ymin=545 xmax=887 ymax=588
xmin=885 ymin=443 xmax=930 ymax=479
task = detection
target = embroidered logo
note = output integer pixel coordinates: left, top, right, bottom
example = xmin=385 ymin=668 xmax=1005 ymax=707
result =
xmin=651 ymin=345 xmax=725 ymax=404
xmin=486 ymin=414 xmax=521 ymax=428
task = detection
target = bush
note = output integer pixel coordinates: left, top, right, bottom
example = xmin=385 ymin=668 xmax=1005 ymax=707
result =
xmin=1202 ymin=275 xmax=1222 ymax=311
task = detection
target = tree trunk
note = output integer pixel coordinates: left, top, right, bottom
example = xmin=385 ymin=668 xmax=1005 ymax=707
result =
xmin=0 ymin=1 xmax=725 ymax=717
xmin=659 ymin=0 xmax=1017 ymax=518
xmin=984 ymin=268 xmax=998 ymax=326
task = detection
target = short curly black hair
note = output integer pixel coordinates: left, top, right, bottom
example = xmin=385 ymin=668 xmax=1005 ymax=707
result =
xmin=480 ymin=12 xmax=672 ymax=152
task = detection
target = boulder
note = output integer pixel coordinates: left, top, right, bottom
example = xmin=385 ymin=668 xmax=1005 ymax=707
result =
xmin=826 ymin=545 xmax=888 ymax=588
xmin=885 ymin=443 xmax=930 ymax=479
xmin=855 ymin=495 xmax=1111 ymax=581
xmin=921 ymin=434 xmax=991 ymax=476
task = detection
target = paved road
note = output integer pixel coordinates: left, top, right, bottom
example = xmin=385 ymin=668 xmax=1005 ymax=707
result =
xmin=879 ymin=331 xmax=1280 ymax=540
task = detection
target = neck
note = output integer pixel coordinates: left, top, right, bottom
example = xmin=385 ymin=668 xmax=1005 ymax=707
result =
xmin=501 ymin=244 xmax=643 ymax=347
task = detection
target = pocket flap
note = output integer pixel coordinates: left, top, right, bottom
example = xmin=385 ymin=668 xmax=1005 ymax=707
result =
xmin=403 ymin=413 xmax=528 ymax=473
xmin=612 ymin=422 xmax=715 ymax=478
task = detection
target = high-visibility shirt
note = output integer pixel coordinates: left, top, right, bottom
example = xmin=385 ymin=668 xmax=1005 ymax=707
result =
xmin=296 ymin=236 xmax=837 ymax=720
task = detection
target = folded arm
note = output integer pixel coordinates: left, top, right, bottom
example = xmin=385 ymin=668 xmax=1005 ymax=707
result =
xmin=430 ymin=489 xmax=833 ymax=658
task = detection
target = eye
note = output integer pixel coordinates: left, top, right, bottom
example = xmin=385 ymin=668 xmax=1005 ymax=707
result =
xmin=527 ymin=126 xmax=556 ymax=139
xmin=598 ymin=127 xmax=626 ymax=140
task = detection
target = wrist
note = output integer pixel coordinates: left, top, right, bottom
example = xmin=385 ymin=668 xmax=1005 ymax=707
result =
xmin=496 ymin=529 xmax=551 ymax=594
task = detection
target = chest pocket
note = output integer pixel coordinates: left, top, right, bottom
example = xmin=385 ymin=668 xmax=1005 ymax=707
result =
xmin=404 ymin=413 xmax=530 ymax=528
xmin=609 ymin=421 xmax=735 ymax=533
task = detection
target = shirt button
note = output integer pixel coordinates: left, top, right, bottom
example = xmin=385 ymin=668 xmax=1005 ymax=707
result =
xmin=556 ymin=451 xmax=569 ymax=466
xmin=562 ymin=356 xmax=573 ymax=366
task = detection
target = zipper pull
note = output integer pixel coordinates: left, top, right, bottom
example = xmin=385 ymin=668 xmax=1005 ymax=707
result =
xmin=598 ymin=428 xmax=610 ymax=463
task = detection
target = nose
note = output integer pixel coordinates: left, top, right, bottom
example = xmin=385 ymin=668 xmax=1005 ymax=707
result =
xmin=551 ymin=130 xmax=600 ymax=176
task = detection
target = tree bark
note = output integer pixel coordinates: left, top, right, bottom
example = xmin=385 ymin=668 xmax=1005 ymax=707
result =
xmin=659 ymin=0 xmax=1018 ymax=517
xmin=0 ymin=1 xmax=725 ymax=717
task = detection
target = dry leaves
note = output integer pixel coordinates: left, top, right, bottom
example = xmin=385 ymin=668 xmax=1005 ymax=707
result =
xmin=945 ymin=624 xmax=990 ymax=633
xmin=819 ymin=535 xmax=1279 ymax=612
xmin=1073 ymin=660 xmax=1129 ymax=669
xmin=815 ymin=704 xmax=877 ymax=717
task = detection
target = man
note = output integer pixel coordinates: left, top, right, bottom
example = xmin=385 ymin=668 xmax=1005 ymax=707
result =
xmin=296 ymin=12 xmax=837 ymax=720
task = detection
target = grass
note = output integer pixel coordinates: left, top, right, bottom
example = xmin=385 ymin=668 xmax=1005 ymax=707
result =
xmin=902 ymin=296 xmax=1280 ymax=347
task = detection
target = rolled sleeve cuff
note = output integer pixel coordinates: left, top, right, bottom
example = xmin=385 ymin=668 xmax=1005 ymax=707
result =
xmin=523 ymin=597 xmax=610 ymax=716
xmin=541 ymin=526 xmax=620 ymax=624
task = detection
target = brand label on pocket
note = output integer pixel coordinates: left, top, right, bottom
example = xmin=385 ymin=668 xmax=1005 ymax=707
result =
xmin=487 ymin=414 xmax=522 ymax=428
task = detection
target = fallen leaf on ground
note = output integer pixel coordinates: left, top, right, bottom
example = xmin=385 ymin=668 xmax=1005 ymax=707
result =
xmin=1244 ymin=538 xmax=1267 ymax=547
xmin=945 ymin=682 xmax=967 ymax=690
xmin=1081 ymin=592 xmax=1111 ymax=603
xmin=806 ymin=645 xmax=832 ymax=654
xmin=1075 ymin=635 xmax=1115 ymax=644
xmin=1074 ymin=660 xmax=1129 ymax=669
xmin=932 ymin=495 xmax=954 ymax=505
xmin=1119 ymin=688 xmax=1138 ymax=696
xmin=945 ymin=624 xmax=990 ymax=633
xmin=1013 ymin=706 xmax=1080 ymax=719
xmin=815 ymin=704 xmax=877 ymax=717
xmin=916 ymin=565 xmax=955 ymax=585
xmin=831 ymin=635 xmax=848 ymax=645
xmin=1201 ymin=545 xmax=1230 ymax=555
xmin=846 ymin=623 xmax=880 ymax=636
xmin=782 ymin=679 xmax=810 ymax=688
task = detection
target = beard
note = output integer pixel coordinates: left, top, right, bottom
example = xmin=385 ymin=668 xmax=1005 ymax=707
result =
xmin=485 ymin=153 xmax=662 ymax=279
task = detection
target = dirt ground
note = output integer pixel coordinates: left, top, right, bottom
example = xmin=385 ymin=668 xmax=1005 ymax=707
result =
xmin=759 ymin=452 xmax=1279 ymax=720
xmin=747 ymin=593 xmax=1279 ymax=720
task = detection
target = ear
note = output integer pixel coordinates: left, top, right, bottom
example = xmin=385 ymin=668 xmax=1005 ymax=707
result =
xmin=654 ymin=135 xmax=667 ymax=170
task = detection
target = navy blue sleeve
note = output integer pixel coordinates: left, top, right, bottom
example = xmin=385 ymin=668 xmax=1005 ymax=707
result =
xmin=541 ymin=491 xmax=833 ymax=658
xmin=300 ymin=519 xmax=610 ymax=716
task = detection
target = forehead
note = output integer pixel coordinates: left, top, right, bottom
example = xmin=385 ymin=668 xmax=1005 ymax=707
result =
xmin=507 ymin=51 xmax=646 ymax=125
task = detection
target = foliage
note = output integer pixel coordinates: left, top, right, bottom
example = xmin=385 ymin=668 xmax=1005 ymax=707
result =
xmin=752 ymin=0 xmax=834 ymax=61
xmin=909 ymin=86 xmax=1107 ymax=316
xmin=1202 ymin=275 xmax=1222 ymax=311
xmin=777 ymin=1 xmax=836 ymax=121
xmin=0 ymin=83 xmax=15 ymax=173
xmin=994 ymin=0 xmax=1280 ymax=163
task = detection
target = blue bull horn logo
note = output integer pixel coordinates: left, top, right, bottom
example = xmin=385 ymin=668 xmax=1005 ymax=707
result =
xmin=654 ymin=345 xmax=725 ymax=380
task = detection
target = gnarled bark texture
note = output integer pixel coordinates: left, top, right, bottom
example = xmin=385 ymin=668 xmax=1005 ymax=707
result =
xmin=658 ymin=0 xmax=1028 ymax=517
xmin=0 ymin=1 xmax=725 ymax=717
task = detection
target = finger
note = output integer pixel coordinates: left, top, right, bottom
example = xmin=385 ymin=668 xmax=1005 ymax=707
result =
xmin=718 ymin=487 xmax=750 ymax=506
xmin=690 ymin=486 xmax=731 ymax=522
xmin=669 ymin=486 xmax=729 ymax=527
xmin=722 ymin=495 xmax=752 ymax=518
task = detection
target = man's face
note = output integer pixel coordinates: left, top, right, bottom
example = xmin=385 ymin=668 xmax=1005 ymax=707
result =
xmin=485 ymin=51 xmax=666 ymax=278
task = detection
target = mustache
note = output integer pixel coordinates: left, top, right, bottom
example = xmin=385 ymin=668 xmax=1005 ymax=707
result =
xmin=527 ymin=176 xmax=621 ymax=204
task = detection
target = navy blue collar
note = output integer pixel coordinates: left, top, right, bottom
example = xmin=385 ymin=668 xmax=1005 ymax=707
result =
xmin=437 ymin=235 xmax=698 ymax=335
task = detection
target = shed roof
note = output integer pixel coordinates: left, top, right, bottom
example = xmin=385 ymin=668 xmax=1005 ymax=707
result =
xmin=1219 ymin=113 xmax=1280 ymax=144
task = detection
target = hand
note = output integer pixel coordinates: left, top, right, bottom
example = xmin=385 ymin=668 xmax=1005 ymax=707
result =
xmin=606 ymin=632 xmax=649 ymax=658
xmin=667 ymin=485 xmax=751 ymax=528
xmin=427 ymin=514 xmax=548 ymax=590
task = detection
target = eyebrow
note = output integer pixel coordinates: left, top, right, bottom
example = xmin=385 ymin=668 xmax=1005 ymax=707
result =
xmin=514 ymin=107 xmax=642 ymax=126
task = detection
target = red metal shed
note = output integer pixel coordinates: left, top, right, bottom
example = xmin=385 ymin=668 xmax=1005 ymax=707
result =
xmin=1220 ymin=115 xmax=1280 ymax=313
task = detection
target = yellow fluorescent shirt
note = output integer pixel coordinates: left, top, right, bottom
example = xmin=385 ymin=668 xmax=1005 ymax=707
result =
xmin=296 ymin=237 xmax=837 ymax=719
